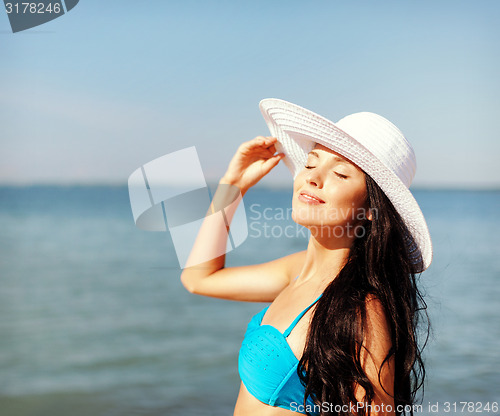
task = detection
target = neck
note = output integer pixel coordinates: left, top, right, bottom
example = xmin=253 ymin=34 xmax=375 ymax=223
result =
xmin=297 ymin=227 xmax=353 ymax=287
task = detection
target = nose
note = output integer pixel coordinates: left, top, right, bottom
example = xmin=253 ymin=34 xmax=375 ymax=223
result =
xmin=305 ymin=168 xmax=323 ymax=188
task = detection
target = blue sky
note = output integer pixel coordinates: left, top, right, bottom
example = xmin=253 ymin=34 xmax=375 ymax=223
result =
xmin=1 ymin=0 xmax=499 ymax=188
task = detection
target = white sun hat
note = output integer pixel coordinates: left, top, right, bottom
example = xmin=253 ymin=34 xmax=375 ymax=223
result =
xmin=259 ymin=98 xmax=432 ymax=272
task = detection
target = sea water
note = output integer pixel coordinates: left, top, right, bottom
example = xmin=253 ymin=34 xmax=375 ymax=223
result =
xmin=0 ymin=186 xmax=498 ymax=415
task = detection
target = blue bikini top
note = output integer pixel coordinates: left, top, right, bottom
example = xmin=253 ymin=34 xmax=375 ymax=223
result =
xmin=238 ymin=291 xmax=323 ymax=415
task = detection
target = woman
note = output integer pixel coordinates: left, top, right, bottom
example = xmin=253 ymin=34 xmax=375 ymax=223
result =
xmin=180 ymin=99 xmax=432 ymax=416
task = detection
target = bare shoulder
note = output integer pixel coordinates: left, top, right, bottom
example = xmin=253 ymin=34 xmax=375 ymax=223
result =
xmin=365 ymin=294 xmax=386 ymax=313
xmin=357 ymin=294 xmax=395 ymax=405
xmin=361 ymin=295 xmax=393 ymax=369
xmin=364 ymin=294 xmax=391 ymax=338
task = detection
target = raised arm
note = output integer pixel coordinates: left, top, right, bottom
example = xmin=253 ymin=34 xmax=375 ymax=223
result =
xmin=180 ymin=136 xmax=304 ymax=302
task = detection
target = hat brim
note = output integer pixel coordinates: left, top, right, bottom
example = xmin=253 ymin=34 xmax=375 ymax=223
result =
xmin=260 ymin=98 xmax=432 ymax=273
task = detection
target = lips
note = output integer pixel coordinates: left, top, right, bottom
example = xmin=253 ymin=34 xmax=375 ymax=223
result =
xmin=298 ymin=191 xmax=325 ymax=204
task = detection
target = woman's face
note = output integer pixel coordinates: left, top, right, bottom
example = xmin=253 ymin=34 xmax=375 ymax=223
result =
xmin=292 ymin=143 xmax=370 ymax=240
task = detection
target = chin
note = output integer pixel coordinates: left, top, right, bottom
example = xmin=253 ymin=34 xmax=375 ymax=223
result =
xmin=292 ymin=207 xmax=323 ymax=228
xmin=292 ymin=198 xmax=326 ymax=225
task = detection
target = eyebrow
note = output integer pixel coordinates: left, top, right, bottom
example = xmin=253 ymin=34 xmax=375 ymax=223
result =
xmin=308 ymin=150 xmax=351 ymax=165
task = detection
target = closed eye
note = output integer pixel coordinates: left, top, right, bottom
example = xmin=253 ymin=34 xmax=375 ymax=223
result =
xmin=334 ymin=172 xmax=348 ymax=179
xmin=304 ymin=165 xmax=315 ymax=169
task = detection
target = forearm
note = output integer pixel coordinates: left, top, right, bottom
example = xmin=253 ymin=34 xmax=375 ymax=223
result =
xmin=180 ymin=179 xmax=245 ymax=287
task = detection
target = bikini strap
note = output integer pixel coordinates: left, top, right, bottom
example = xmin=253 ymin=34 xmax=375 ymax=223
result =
xmin=283 ymin=293 xmax=323 ymax=338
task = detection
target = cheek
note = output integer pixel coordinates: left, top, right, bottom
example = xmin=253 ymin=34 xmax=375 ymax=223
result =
xmin=325 ymin=181 xmax=367 ymax=217
xmin=292 ymin=171 xmax=307 ymax=195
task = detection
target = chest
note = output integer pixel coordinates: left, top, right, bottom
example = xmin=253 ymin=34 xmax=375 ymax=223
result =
xmin=255 ymin=287 xmax=321 ymax=360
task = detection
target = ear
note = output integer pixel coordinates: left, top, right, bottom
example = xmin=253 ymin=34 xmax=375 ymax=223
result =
xmin=366 ymin=208 xmax=373 ymax=222
xmin=362 ymin=198 xmax=373 ymax=222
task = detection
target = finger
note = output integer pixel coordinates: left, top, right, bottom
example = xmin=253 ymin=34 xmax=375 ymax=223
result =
xmin=257 ymin=144 xmax=276 ymax=157
xmin=245 ymin=136 xmax=268 ymax=149
xmin=259 ymin=145 xmax=278 ymax=159
xmin=261 ymin=153 xmax=285 ymax=174
xmin=263 ymin=137 xmax=278 ymax=147
xmin=267 ymin=144 xmax=277 ymax=154
xmin=243 ymin=137 xmax=277 ymax=154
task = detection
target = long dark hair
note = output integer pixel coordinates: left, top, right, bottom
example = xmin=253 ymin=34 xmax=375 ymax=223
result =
xmin=298 ymin=174 xmax=429 ymax=416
